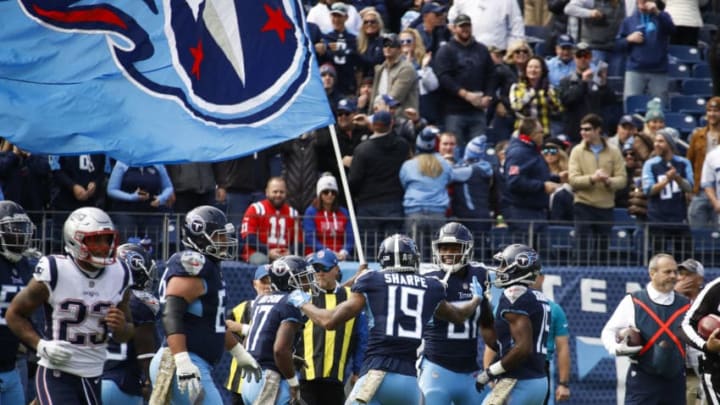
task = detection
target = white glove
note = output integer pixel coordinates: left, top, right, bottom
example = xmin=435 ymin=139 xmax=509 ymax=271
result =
xmin=474 ymin=368 xmax=494 ymax=392
xmin=37 ymin=339 xmax=72 ymax=365
xmin=615 ymin=336 xmax=643 ymax=356
xmin=230 ymin=344 xmax=262 ymax=383
xmin=288 ymin=289 xmax=311 ymax=308
xmin=174 ymin=352 xmax=203 ymax=403
xmin=470 ymin=276 xmax=484 ymax=299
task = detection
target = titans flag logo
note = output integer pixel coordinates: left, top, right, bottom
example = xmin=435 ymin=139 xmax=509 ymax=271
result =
xmin=18 ymin=0 xmax=314 ymax=125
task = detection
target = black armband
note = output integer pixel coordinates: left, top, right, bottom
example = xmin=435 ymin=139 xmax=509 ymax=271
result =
xmin=163 ymin=295 xmax=188 ymax=336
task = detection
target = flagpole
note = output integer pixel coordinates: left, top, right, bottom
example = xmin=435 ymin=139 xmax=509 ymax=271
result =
xmin=328 ymin=125 xmax=365 ymax=264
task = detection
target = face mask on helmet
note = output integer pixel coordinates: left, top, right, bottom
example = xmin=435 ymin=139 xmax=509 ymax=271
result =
xmin=269 ymin=256 xmax=318 ymax=295
xmin=432 ymin=222 xmax=473 ymax=273
xmin=183 ymin=207 xmax=238 ymax=260
xmin=493 ymin=244 xmax=540 ymax=288
xmin=63 ymin=207 xmax=118 ymax=269
xmin=117 ymin=243 xmax=156 ymax=291
xmin=378 ymin=234 xmax=419 ymax=272
xmin=0 ymin=213 xmax=34 ymax=262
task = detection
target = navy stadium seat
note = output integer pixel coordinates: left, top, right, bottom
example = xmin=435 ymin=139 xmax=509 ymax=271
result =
xmin=668 ymin=45 xmax=703 ymax=64
xmin=692 ymin=63 xmax=711 ymax=78
xmin=663 ymin=112 xmax=697 ymax=135
xmin=670 ymin=95 xmax=707 ymax=115
xmin=668 ymin=62 xmax=691 ymax=78
xmin=680 ymin=78 xmax=713 ymax=97
xmin=625 ymin=94 xmax=653 ymax=114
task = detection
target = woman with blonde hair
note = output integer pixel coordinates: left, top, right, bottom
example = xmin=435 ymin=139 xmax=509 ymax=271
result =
xmin=503 ymin=40 xmax=534 ymax=79
xmin=356 ymin=7 xmax=385 ymax=78
xmin=399 ymin=127 xmax=455 ymax=259
xmin=399 ymin=27 xmax=439 ymax=123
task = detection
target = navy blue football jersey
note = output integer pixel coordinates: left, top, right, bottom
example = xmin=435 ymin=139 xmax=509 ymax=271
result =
xmin=0 ymin=256 xmax=33 ymax=369
xmin=352 ymin=270 xmax=447 ymax=376
xmin=245 ymin=291 xmax=305 ymax=372
xmin=423 ymin=264 xmax=488 ymax=372
xmin=494 ymin=286 xmax=550 ymax=380
xmin=642 ymin=156 xmax=693 ymax=223
xmin=103 ymin=290 xmax=159 ymax=396
xmin=158 ymin=251 xmax=227 ymax=365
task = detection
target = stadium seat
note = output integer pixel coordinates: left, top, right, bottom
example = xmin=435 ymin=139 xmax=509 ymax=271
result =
xmin=670 ymin=95 xmax=707 ymax=115
xmin=542 ymin=225 xmax=575 ymax=265
xmin=692 ymin=63 xmax=711 ymax=78
xmin=668 ymin=62 xmax=691 ymax=78
xmin=668 ymin=45 xmax=703 ymax=64
xmin=612 ymin=208 xmax=633 ymax=225
xmin=680 ymin=78 xmax=713 ymax=97
xmin=490 ymin=226 xmax=512 ymax=252
xmin=525 ymin=25 xmax=551 ymax=44
xmin=625 ymin=94 xmax=653 ymax=114
xmin=663 ymin=112 xmax=697 ymax=135
xmin=608 ymin=225 xmax=641 ymax=264
xmin=692 ymin=228 xmax=720 ymax=266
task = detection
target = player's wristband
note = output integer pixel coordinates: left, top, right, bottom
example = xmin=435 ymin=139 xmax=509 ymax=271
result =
xmin=286 ymin=376 xmax=299 ymax=387
xmin=558 ymin=381 xmax=569 ymax=388
xmin=488 ymin=361 xmax=506 ymax=376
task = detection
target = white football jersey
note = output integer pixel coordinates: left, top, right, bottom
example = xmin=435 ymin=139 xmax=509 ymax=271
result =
xmin=34 ymin=255 xmax=132 ymax=377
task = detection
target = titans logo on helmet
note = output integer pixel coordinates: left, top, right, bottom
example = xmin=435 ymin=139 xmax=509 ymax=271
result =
xmin=19 ymin=0 xmax=314 ymax=125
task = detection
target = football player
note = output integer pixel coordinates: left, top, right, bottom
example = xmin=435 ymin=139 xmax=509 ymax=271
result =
xmin=148 ymin=205 xmax=261 ymax=405
xmin=476 ymin=244 xmax=551 ymax=405
xmin=7 ymin=207 xmax=134 ymax=405
xmin=102 ymin=243 xmax=159 ymax=405
xmin=289 ymin=234 xmax=485 ymax=405
xmin=0 ymin=201 xmax=35 ymax=405
xmin=420 ymin=222 xmax=495 ymax=405
xmin=241 ymin=255 xmax=317 ymax=404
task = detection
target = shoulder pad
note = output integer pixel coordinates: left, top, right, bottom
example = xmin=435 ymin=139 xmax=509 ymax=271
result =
xmin=180 ymin=251 xmax=206 ymax=275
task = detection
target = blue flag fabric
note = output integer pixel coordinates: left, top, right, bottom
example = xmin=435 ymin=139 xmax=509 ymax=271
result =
xmin=0 ymin=0 xmax=334 ymax=164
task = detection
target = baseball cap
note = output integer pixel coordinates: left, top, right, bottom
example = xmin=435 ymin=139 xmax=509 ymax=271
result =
xmin=372 ymin=110 xmax=392 ymax=126
xmin=382 ymin=33 xmax=401 ymax=48
xmin=336 ymin=98 xmax=356 ymax=113
xmin=678 ymin=259 xmax=704 ymax=277
xmin=330 ymin=2 xmax=348 ymax=16
xmin=453 ymin=14 xmax=472 ymax=26
xmin=421 ymin=2 xmax=445 ymax=15
xmin=254 ymin=264 xmax=270 ymax=280
xmin=619 ymin=115 xmax=635 ymax=126
xmin=574 ymin=42 xmax=591 ymax=55
xmin=309 ymin=249 xmax=339 ymax=271
xmin=382 ymin=94 xmax=400 ymax=108
xmin=464 ymin=135 xmax=488 ymax=161
xmin=557 ymin=34 xmax=575 ymax=48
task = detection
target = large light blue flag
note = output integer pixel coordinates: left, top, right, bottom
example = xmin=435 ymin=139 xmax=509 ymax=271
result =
xmin=0 ymin=0 xmax=334 ymax=164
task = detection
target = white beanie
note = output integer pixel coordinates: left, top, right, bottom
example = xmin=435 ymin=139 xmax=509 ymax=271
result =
xmin=316 ymin=174 xmax=339 ymax=196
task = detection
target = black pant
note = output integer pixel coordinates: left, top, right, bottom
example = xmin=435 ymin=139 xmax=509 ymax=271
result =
xmin=299 ymin=379 xmax=345 ymax=405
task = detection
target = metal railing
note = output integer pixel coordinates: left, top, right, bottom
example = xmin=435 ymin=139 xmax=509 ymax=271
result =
xmin=28 ymin=211 xmax=719 ymax=267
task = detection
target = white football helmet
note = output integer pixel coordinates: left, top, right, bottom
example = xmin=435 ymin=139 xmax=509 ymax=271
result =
xmin=63 ymin=207 xmax=118 ymax=268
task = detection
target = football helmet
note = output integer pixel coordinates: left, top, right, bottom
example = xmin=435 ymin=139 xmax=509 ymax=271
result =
xmin=63 ymin=207 xmax=118 ymax=268
xmin=432 ymin=222 xmax=474 ymax=273
xmin=0 ymin=201 xmax=35 ymax=262
xmin=182 ymin=206 xmax=237 ymax=260
xmin=377 ymin=234 xmax=419 ymax=272
xmin=493 ymin=244 xmax=541 ymax=288
xmin=117 ymin=243 xmax=156 ymax=290
xmin=269 ymin=255 xmax=317 ymax=294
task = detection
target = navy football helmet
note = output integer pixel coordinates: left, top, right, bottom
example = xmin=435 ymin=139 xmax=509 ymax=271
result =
xmin=377 ymin=234 xmax=419 ymax=272
xmin=493 ymin=244 xmax=541 ymax=288
xmin=182 ymin=205 xmax=237 ymax=260
xmin=432 ymin=222 xmax=474 ymax=273
xmin=269 ymin=255 xmax=317 ymax=294
xmin=117 ymin=243 xmax=156 ymax=291
xmin=0 ymin=201 xmax=35 ymax=262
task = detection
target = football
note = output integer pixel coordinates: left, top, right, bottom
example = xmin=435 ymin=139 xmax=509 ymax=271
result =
xmin=616 ymin=327 xmax=644 ymax=347
xmin=697 ymin=314 xmax=720 ymax=340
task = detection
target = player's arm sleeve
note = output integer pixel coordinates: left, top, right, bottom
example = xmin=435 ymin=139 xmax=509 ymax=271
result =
xmin=351 ymin=311 xmax=368 ymax=375
xmin=682 ymin=282 xmax=720 ymax=351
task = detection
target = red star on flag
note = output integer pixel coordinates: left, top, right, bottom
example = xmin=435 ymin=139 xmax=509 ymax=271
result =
xmin=261 ymin=4 xmax=292 ymax=43
xmin=189 ymin=39 xmax=203 ymax=80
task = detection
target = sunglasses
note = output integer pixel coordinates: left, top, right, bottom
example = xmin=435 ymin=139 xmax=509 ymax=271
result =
xmin=542 ymin=147 xmax=558 ymax=155
xmin=515 ymin=49 xmax=530 ymax=55
xmin=624 ymin=151 xmax=636 ymax=158
xmin=400 ymin=38 xmax=413 ymax=45
xmin=337 ymin=111 xmax=352 ymax=117
xmin=321 ymin=189 xmax=337 ymax=195
xmin=312 ymin=263 xmax=335 ymax=273
xmin=575 ymin=52 xmax=592 ymax=59
xmin=580 ymin=126 xmax=594 ymax=132
xmin=363 ymin=19 xmax=378 ymax=25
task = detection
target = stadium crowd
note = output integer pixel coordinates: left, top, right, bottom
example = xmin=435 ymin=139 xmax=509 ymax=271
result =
xmin=3 ymin=0 xmax=720 ymax=404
